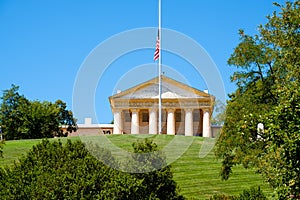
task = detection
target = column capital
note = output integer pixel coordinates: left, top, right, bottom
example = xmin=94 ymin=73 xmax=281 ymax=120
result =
xmin=167 ymin=108 xmax=176 ymax=113
xmin=149 ymin=107 xmax=157 ymax=112
xmin=112 ymin=108 xmax=122 ymax=113
xmin=202 ymin=108 xmax=211 ymax=113
xmin=184 ymin=108 xmax=194 ymax=112
xmin=130 ymin=108 xmax=140 ymax=113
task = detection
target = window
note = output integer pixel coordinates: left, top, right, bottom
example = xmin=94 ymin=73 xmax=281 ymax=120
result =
xmin=161 ymin=111 xmax=167 ymax=122
xmin=193 ymin=110 xmax=200 ymax=122
xmin=176 ymin=111 xmax=181 ymax=122
xmin=124 ymin=111 xmax=131 ymax=122
xmin=142 ymin=112 xmax=149 ymax=122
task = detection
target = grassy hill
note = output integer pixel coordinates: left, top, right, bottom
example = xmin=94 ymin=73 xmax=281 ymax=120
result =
xmin=0 ymin=135 xmax=272 ymax=199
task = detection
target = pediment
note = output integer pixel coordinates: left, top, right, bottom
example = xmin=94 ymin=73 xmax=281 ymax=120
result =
xmin=110 ymin=76 xmax=211 ymax=100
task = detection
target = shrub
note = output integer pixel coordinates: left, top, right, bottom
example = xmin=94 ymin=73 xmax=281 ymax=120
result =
xmin=209 ymin=186 xmax=267 ymax=200
xmin=238 ymin=186 xmax=267 ymax=200
xmin=130 ymin=138 xmax=184 ymax=200
xmin=0 ymin=139 xmax=184 ymax=199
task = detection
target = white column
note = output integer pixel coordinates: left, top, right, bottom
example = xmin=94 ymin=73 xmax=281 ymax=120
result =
xmin=149 ymin=108 xmax=157 ymax=134
xmin=131 ymin=109 xmax=139 ymax=134
xmin=113 ymin=109 xmax=122 ymax=134
xmin=185 ymin=108 xmax=193 ymax=136
xmin=167 ymin=108 xmax=175 ymax=135
xmin=202 ymin=109 xmax=211 ymax=137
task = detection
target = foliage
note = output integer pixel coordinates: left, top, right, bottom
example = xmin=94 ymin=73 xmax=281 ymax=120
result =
xmin=0 ymin=85 xmax=77 ymax=140
xmin=209 ymin=186 xmax=267 ymax=200
xmin=0 ymin=135 xmax=272 ymax=199
xmin=130 ymin=138 xmax=184 ymax=200
xmin=0 ymin=139 xmax=138 ymax=199
xmin=216 ymin=0 xmax=300 ymax=198
xmin=0 ymin=138 xmax=184 ymax=199
xmin=259 ymin=86 xmax=300 ymax=199
xmin=238 ymin=186 xmax=267 ymax=200
xmin=216 ymin=84 xmax=271 ymax=180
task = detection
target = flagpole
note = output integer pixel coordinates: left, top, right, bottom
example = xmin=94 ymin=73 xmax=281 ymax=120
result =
xmin=158 ymin=0 xmax=162 ymax=134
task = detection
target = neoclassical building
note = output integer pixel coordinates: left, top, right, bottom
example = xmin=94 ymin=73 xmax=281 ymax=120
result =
xmin=109 ymin=76 xmax=215 ymax=137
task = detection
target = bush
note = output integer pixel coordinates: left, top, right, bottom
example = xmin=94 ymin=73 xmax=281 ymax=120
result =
xmin=130 ymin=138 xmax=184 ymax=200
xmin=209 ymin=186 xmax=267 ymax=200
xmin=0 ymin=139 xmax=184 ymax=199
xmin=238 ymin=186 xmax=267 ymax=200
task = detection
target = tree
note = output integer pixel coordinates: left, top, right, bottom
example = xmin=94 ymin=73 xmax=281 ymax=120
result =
xmin=130 ymin=139 xmax=184 ymax=200
xmin=55 ymin=99 xmax=77 ymax=135
xmin=215 ymin=1 xmax=300 ymax=198
xmin=0 ymin=85 xmax=77 ymax=139
xmin=0 ymin=85 xmax=30 ymax=139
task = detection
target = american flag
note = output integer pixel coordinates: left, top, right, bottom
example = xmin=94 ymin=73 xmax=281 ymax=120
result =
xmin=154 ymin=32 xmax=159 ymax=61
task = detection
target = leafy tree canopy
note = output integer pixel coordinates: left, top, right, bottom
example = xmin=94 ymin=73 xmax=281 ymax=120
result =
xmin=0 ymin=85 xmax=77 ymax=140
xmin=215 ymin=1 xmax=300 ymax=198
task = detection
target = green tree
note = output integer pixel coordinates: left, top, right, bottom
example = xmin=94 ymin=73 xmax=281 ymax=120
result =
xmin=0 ymin=85 xmax=77 ymax=139
xmin=55 ymin=99 xmax=77 ymax=135
xmin=130 ymin=139 xmax=184 ymax=200
xmin=215 ymin=1 xmax=300 ymax=198
xmin=0 ymin=85 xmax=30 ymax=139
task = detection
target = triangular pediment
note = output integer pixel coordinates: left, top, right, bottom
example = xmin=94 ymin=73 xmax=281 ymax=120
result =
xmin=109 ymin=76 xmax=211 ymax=100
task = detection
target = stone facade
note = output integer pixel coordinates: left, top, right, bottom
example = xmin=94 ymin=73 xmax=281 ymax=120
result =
xmin=68 ymin=118 xmax=114 ymax=136
xmin=109 ymin=76 xmax=215 ymax=137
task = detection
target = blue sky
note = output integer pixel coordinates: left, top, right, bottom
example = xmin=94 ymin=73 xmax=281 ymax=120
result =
xmin=0 ymin=0 xmax=284 ymax=123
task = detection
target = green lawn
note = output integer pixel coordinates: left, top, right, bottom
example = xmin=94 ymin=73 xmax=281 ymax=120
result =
xmin=0 ymin=135 xmax=272 ymax=199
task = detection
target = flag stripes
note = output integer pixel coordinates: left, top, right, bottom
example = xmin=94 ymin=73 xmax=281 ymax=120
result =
xmin=154 ymin=32 xmax=160 ymax=61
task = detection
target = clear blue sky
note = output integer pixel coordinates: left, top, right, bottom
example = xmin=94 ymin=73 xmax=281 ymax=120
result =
xmin=0 ymin=0 xmax=285 ymax=123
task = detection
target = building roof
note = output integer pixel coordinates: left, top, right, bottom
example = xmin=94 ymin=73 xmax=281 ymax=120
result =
xmin=109 ymin=75 xmax=214 ymax=101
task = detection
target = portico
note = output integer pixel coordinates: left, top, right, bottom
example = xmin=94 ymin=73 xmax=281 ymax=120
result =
xmin=109 ymin=76 xmax=215 ymax=137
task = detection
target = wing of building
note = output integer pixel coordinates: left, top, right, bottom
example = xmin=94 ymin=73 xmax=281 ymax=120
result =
xmin=109 ymin=75 xmax=215 ymax=137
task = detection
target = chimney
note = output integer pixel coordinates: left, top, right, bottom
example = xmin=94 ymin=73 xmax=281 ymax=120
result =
xmin=84 ymin=118 xmax=92 ymax=124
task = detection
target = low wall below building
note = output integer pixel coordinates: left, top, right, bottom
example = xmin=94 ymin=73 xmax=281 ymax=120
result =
xmin=68 ymin=119 xmax=114 ymax=137
xmin=67 ymin=118 xmax=222 ymax=137
xmin=69 ymin=124 xmax=221 ymax=137
xmin=211 ymin=125 xmax=222 ymax=138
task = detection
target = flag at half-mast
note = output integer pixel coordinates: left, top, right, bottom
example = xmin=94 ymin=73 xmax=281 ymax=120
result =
xmin=154 ymin=31 xmax=160 ymax=61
